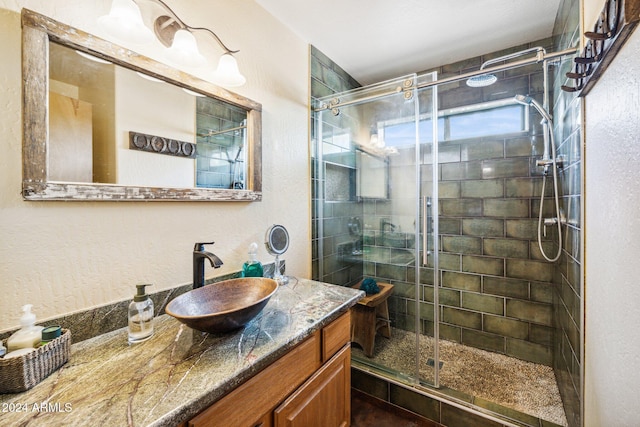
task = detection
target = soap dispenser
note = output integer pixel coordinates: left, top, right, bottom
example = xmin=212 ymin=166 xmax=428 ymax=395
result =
xmin=241 ymin=242 xmax=264 ymax=277
xmin=128 ymin=284 xmax=154 ymax=344
xmin=6 ymin=304 xmax=44 ymax=352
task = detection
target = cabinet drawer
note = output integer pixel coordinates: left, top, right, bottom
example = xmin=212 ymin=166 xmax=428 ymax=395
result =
xmin=321 ymin=311 xmax=351 ymax=362
xmin=189 ymin=332 xmax=321 ymax=427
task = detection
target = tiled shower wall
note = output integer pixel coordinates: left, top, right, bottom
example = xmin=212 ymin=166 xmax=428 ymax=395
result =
xmin=310 ymin=46 xmax=363 ymax=285
xmin=311 ymin=1 xmax=582 ymax=418
xmin=551 ymin=0 xmax=582 ymax=426
xmin=312 ymin=37 xmax=579 ymax=367
xmin=357 ymin=38 xmax=559 ymax=367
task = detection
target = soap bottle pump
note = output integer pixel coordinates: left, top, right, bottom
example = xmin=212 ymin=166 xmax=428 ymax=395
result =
xmin=6 ymin=304 xmax=44 ymax=352
xmin=128 ymin=284 xmax=154 ymax=344
xmin=241 ymin=242 xmax=264 ymax=277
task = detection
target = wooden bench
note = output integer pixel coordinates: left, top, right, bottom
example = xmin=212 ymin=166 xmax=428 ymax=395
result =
xmin=350 ymin=282 xmax=394 ymax=357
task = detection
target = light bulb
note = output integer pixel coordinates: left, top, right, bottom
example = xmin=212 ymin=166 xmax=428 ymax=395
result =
xmin=98 ymin=0 xmax=154 ymax=45
xmin=212 ymin=53 xmax=246 ymax=87
xmin=165 ymin=29 xmax=207 ymax=68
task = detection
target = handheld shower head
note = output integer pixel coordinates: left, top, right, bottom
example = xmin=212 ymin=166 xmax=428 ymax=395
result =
xmin=514 ymin=94 xmax=552 ymax=123
xmin=514 ymin=94 xmax=533 ymax=105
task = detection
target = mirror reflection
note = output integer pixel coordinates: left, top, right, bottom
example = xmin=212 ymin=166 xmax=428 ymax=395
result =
xmin=22 ymin=8 xmax=262 ymax=201
xmin=49 ymin=42 xmax=248 ymax=190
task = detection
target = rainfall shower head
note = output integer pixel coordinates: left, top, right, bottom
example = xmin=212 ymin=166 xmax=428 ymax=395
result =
xmin=466 ymin=73 xmax=497 ymax=87
xmin=466 ymin=47 xmax=547 ymax=89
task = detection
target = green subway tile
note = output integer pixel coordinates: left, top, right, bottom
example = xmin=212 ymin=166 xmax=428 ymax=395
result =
xmin=461 ymin=140 xmax=504 ymax=161
xmin=390 ymin=384 xmax=441 ymax=421
xmin=442 ymin=235 xmax=483 ymax=255
xmin=407 ymin=300 xmax=435 ymax=322
xmin=530 ymin=240 xmax=557 ymax=261
xmin=310 ymin=56 xmax=323 ymax=80
xmin=484 ymin=314 xmax=528 ymax=339
xmin=462 ymin=292 xmax=504 ymax=315
xmin=483 ymin=238 xmax=529 ymax=258
xmin=483 ymin=276 xmax=529 ymax=299
xmin=439 ymin=218 xmax=461 ymax=234
xmin=483 ymin=199 xmax=529 ymax=218
xmin=473 ymin=395 xmax=541 ymax=426
xmin=439 ymin=288 xmax=461 ymax=307
xmin=567 ymin=257 xmax=581 ymax=294
xmin=422 ymin=285 xmax=434 ymax=302
xmin=351 ymin=370 xmax=389 ymax=400
xmin=559 ymin=279 xmax=580 ymax=322
xmin=442 ymin=271 xmax=481 ymax=292
xmin=505 ymin=177 xmax=544 ymax=198
xmin=532 ymin=197 xmax=557 ymax=218
xmin=440 ymin=199 xmax=483 ymax=216
xmin=442 ymin=307 xmax=482 ymax=329
xmin=439 ymin=143 xmax=461 ymax=163
xmin=438 ymin=253 xmax=462 ymax=271
xmin=441 ymin=402 xmax=503 ymax=427
xmin=461 ymin=179 xmax=504 ymax=198
xmin=440 ymin=323 xmax=462 ymax=342
xmin=310 ymin=78 xmax=333 ymax=99
xmin=481 ymin=158 xmax=530 ymax=179
xmin=506 ymin=259 xmax=553 ymax=282
xmin=461 ymin=328 xmax=505 ymax=353
xmin=506 ymin=219 xmax=538 ymax=239
xmin=441 ymin=161 xmax=483 ymax=180
xmin=392 ymin=282 xmax=416 ymax=299
xmin=504 ymin=136 xmax=535 ymax=157
xmin=439 ymin=181 xmax=461 ymax=198
xmin=506 ymin=338 xmax=552 ymax=365
xmin=462 ymin=255 xmax=504 ymax=276
xmin=412 ymin=266 xmax=435 ymax=285
xmin=530 ymin=323 xmax=554 ymax=346
xmin=394 ymin=314 xmax=415 ymax=332
xmin=462 ymin=218 xmax=504 ymax=237
xmin=377 ymin=263 xmax=408 ymax=281
xmin=506 ymin=299 xmax=553 ymax=326
xmin=531 ymin=281 xmax=554 ymax=303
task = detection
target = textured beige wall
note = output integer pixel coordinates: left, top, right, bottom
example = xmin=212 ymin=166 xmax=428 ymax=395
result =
xmin=584 ymin=26 xmax=640 ymax=426
xmin=0 ymin=1 xmax=310 ymax=329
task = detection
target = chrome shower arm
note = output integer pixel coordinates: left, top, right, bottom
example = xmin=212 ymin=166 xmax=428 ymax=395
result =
xmin=479 ymin=46 xmax=546 ymax=70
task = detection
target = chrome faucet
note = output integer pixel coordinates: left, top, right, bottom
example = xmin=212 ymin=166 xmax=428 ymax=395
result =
xmin=193 ymin=242 xmax=223 ymax=289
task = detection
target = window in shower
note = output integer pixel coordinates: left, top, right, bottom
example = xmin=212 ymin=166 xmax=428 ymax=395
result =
xmin=380 ymin=98 xmax=528 ymax=146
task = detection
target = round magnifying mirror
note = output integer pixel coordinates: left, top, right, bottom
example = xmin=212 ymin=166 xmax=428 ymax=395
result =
xmin=265 ymin=224 xmax=289 ymax=285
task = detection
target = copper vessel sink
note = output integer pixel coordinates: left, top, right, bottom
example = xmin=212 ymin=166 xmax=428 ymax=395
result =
xmin=165 ymin=278 xmax=278 ymax=333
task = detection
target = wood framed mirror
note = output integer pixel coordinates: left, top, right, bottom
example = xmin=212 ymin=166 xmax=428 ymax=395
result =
xmin=22 ymin=9 xmax=262 ymax=201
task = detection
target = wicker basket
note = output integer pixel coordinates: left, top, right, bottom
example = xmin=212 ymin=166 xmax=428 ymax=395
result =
xmin=0 ymin=329 xmax=71 ymax=393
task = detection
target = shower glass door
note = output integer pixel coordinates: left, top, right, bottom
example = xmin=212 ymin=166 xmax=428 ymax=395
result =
xmin=314 ymin=72 xmax=439 ymax=385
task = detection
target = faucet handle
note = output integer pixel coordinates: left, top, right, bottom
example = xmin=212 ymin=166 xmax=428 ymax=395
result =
xmin=194 ymin=241 xmax=215 ymax=251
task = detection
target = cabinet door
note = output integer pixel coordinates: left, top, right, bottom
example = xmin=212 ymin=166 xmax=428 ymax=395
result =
xmin=274 ymin=344 xmax=350 ymax=427
xmin=189 ymin=333 xmax=321 ymax=427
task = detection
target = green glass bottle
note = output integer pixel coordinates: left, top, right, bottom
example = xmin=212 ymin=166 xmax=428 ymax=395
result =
xmin=241 ymin=242 xmax=264 ymax=277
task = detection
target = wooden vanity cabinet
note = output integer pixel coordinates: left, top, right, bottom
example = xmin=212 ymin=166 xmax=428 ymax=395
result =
xmin=187 ymin=311 xmax=351 ymax=427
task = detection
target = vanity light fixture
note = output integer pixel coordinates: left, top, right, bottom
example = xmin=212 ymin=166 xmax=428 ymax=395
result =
xmin=99 ymin=0 xmax=246 ymax=87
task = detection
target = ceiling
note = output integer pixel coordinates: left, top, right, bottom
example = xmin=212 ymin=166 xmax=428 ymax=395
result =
xmin=255 ymin=0 xmax=563 ymax=85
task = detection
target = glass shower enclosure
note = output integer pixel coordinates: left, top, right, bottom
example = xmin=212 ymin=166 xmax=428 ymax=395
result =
xmin=313 ymin=56 xmax=571 ymax=426
xmin=314 ymin=72 xmax=440 ymax=387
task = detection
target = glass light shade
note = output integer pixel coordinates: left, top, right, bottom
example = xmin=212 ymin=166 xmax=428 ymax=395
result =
xmin=212 ymin=53 xmax=246 ymax=87
xmin=165 ymin=29 xmax=207 ymax=68
xmin=98 ymin=0 xmax=154 ymax=45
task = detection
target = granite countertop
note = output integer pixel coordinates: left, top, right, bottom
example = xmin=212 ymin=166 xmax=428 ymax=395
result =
xmin=0 ymin=278 xmax=363 ymax=426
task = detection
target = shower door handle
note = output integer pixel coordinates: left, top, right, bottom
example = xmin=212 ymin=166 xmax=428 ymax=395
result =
xmin=422 ymin=196 xmax=432 ymax=266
